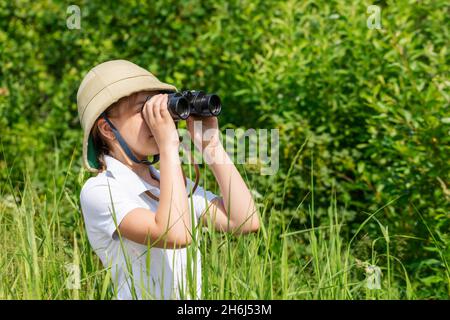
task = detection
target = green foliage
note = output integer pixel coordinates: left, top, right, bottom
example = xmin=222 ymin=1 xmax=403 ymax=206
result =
xmin=0 ymin=0 xmax=448 ymax=298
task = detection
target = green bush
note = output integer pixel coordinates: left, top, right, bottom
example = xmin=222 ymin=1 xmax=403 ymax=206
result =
xmin=0 ymin=0 xmax=448 ymax=298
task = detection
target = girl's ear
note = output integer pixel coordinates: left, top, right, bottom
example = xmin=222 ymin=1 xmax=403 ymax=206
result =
xmin=97 ymin=118 xmax=116 ymax=142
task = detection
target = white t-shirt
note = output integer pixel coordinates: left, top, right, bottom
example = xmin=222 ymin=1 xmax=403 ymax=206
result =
xmin=79 ymin=154 xmax=218 ymax=300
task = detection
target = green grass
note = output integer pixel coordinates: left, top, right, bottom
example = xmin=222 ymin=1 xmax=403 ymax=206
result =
xmin=1 ymin=149 xmax=447 ymax=300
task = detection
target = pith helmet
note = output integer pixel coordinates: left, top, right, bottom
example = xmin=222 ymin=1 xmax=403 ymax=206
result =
xmin=77 ymin=59 xmax=177 ymax=173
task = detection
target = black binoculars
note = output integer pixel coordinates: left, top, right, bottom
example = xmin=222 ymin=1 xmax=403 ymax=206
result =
xmin=157 ymin=90 xmax=221 ymax=120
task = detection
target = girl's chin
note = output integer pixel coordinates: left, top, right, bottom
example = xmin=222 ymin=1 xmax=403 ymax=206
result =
xmin=136 ymin=152 xmax=159 ymax=161
xmin=145 ymin=147 xmax=160 ymax=157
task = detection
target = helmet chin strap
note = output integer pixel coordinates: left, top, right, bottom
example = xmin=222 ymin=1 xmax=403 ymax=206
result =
xmin=101 ymin=112 xmax=160 ymax=165
xmin=102 ymin=112 xmax=200 ymax=200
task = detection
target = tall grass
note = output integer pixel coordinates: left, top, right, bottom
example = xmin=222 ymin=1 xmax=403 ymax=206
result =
xmin=0 ymin=151 xmax=448 ymax=299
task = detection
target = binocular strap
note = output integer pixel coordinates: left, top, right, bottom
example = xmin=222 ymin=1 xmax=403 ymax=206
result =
xmin=143 ymin=161 xmax=200 ymax=203
xmin=145 ymin=153 xmax=200 ymax=202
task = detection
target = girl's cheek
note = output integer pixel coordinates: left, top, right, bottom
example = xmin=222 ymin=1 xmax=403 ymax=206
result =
xmin=139 ymin=118 xmax=152 ymax=135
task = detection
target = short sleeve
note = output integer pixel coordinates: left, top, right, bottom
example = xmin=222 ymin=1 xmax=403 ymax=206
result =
xmin=186 ymin=178 xmax=220 ymax=220
xmin=80 ymin=177 xmax=141 ymax=240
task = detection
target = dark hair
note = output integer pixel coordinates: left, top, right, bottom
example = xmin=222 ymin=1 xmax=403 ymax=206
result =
xmin=90 ymin=92 xmax=140 ymax=172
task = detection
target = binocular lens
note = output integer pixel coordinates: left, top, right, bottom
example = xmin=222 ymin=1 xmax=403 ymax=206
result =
xmin=207 ymin=94 xmax=221 ymax=116
xmin=167 ymin=94 xmax=190 ymax=120
xmin=190 ymin=92 xmax=221 ymax=116
xmin=173 ymin=97 xmax=190 ymax=120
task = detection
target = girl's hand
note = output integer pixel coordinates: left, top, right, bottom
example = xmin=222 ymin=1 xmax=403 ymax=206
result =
xmin=186 ymin=115 xmax=222 ymax=153
xmin=141 ymin=94 xmax=179 ymax=151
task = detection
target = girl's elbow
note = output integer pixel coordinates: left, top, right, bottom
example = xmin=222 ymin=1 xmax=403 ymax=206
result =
xmin=248 ymin=221 xmax=260 ymax=233
xmin=248 ymin=209 xmax=261 ymax=232
xmin=239 ymin=221 xmax=260 ymax=234
xmin=170 ymin=233 xmax=193 ymax=247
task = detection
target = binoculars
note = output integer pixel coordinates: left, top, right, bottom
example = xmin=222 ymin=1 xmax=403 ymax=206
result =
xmin=151 ymin=90 xmax=221 ymax=120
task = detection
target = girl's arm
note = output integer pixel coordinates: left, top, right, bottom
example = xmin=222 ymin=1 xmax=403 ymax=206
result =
xmin=118 ymin=94 xmax=191 ymax=248
xmin=204 ymin=144 xmax=260 ymax=234
xmin=187 ymin=116 xmax=260 ymax=234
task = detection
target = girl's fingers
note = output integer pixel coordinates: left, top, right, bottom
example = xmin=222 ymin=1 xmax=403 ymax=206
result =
xmin=142 ymin=94 xmax=175 ymax=139
xmin=144 ymin=97 xmax=155 ymax=126
xmin=159 ymin=94 xmax=170 ymax=119
xmin=142 ymin=101 xmax=150 ymax=125
xmin=152 ymin=94 xmax=164 ymax=122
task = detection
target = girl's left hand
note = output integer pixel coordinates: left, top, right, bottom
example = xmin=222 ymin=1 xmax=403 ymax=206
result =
xmin=186 ymin=116 xmax=222 ymax=152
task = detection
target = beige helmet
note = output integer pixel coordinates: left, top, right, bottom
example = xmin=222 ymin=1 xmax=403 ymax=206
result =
xmin=77 ymin=60 xmax=177 ymax=173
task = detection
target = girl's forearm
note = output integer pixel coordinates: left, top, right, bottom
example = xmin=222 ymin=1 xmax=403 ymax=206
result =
xmin=206 ymin=145 xmax=259 ymax=232
xmin=155 ymin=147 xmax=191 ymax=245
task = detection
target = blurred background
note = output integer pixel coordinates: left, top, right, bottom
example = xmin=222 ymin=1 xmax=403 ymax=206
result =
xmin=0 ymin=0 xmax=448 ymax=299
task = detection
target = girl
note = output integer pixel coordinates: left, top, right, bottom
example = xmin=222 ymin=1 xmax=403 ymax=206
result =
xmin=77 ymin=60 xmax=260 ymax=300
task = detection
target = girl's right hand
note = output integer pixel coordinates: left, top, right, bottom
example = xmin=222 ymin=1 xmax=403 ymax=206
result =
xmin=141 ymin=93 xmax=180 ymax=151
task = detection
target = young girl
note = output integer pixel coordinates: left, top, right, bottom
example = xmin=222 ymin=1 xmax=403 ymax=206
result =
xmin=77 ymin=60 xmax=260 ymax=300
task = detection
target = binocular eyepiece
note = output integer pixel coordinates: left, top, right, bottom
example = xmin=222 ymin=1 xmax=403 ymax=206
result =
xmin=164 ymin=90 xmax=221 ymax=120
